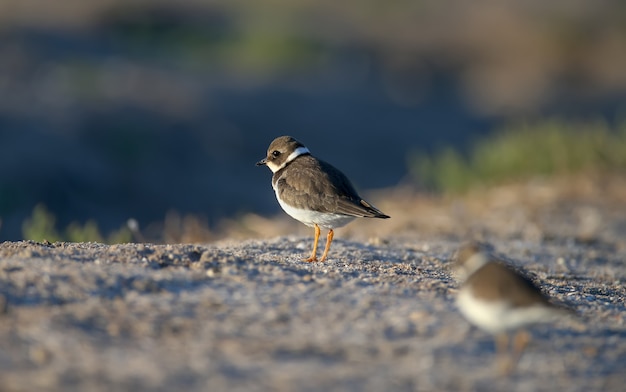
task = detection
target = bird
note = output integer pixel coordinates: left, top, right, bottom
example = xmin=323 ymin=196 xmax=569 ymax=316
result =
xmin=452 ymin=241 xmax=573 ymax=374
xmin=256 ymin=136 xmax=390 ymax=262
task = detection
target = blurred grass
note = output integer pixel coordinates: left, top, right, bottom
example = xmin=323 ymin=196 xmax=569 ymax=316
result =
xmin=22 ymin=204 xmax=132 ymax=244
xmin=410 ymin=119 xmax=626 ymax=193
xmin=104 ymin=5 xmax=329 ymax=74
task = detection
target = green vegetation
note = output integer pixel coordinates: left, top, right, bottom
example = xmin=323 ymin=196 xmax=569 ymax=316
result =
xmin=105 ymin=9 xmax=328 ymax=75
xmin=22 ymin=204 xmax=62 ymax=243
xmin=410 ymin=119 xmax=626 ymax=193
xmin=22 ymin=204 xmax=133 ymax=244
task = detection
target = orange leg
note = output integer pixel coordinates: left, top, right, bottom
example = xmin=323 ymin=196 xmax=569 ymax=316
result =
xmin=495 ymin=333 xmax=509 ymax=356
xmin=319 ymin=229 xmax=334 ymax=262
xmin=304 ymin=224 xmax=321 ymax=262
xmin=497 ymin=330 xmax=530 ymax=376
xmin=495 ymin=333 xmax=512 ymax=375
xmin=510 ymin=330 xmax=530 ymax=368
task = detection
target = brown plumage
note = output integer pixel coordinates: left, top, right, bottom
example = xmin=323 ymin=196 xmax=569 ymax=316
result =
xmin=465 ymin=262 xmax=552 ymax=308
xmin=272 ymin=154 xmax=389 ymax=218
xmin=257 ymin=136 xmax=389 ymax=262
xmin=453 ymin=241 xmax=575 ymax=375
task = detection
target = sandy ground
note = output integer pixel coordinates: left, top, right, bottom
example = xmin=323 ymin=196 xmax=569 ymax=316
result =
xmin=1 ymin=176 xmax=626 ymax=391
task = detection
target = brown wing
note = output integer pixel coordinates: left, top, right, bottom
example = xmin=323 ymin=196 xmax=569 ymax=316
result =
xmin=273 ymin=155 xmax=389 ymax=218
xmin=466 ymin=262 xmax=552 ymax=308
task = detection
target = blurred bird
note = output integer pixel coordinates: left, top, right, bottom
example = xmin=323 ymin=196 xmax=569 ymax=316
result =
xmin=256 ymin=136 xmax=390 ymax=262
xmin=452 ymin=242 xmax=574 ymax=374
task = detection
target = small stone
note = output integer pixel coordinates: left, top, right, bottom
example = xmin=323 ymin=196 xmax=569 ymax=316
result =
xmin=29 ymin=345 xmax=51 ymax=365
xmin=200 ymin=251 xmax=214 ymax=263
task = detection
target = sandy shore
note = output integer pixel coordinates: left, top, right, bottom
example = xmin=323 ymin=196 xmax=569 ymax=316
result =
xmin=0 ymin=230 xmax=624 ymax=391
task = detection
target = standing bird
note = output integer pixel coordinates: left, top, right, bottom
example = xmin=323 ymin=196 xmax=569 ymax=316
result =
xmin=452 ymin=242 xmax=573 ymax=374
xmin=256 ymin=136 xmax=390 ymax=262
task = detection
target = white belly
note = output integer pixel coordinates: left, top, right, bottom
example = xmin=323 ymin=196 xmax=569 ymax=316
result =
xmin=276 ymin=195 xmax=355 ymax=229
xmin=456 ymin=288 xmax=555 ymax=334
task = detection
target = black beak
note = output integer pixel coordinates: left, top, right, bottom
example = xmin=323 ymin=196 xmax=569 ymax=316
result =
xmin=256 ymin=158 xmax=267 ymax=166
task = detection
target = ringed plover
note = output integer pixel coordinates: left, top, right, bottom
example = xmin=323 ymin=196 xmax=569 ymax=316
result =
xmin=257 ymin=136 xmax=390 ymax=262
xmin=453 ymin=242 xmax=572 ymax=373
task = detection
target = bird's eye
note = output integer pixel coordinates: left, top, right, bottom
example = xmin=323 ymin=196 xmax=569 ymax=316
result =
xmin=272 ymin=150 xmax=281 ymax=157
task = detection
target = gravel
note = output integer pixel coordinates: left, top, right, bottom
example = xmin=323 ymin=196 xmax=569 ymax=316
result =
xmin=0 ymin=233 xmax=624 ymax=391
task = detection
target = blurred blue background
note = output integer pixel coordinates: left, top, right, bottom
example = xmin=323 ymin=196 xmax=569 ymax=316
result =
xmin=1 ymin=0 xmax=625 ymax=241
